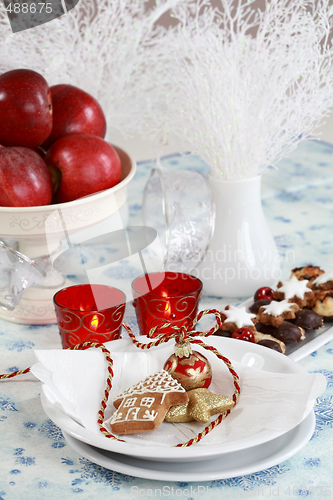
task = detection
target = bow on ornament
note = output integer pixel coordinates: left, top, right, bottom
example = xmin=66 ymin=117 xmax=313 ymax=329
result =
xmin=0 ymin=309 xmax=240 ymax=447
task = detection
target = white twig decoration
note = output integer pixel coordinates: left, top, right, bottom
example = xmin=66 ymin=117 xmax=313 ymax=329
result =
xmin=1 ymin=0 xmax=333 ymax=178
xmin=148 ymin=0 xmax=333 ymax=179
xmin=0 ymin=0 xmax=180 ymax=141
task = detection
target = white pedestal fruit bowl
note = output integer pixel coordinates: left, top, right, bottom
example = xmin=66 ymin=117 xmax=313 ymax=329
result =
xmin=0 ymin=146 xmax=136 ymax=324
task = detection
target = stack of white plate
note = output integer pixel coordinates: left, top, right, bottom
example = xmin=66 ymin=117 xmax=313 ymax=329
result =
xmin=40 ymin=337 xmax=316 ymax=482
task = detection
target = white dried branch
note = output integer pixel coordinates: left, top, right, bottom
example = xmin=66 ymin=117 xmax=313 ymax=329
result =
xmin=1 ymin=0 xmax=333 ymax=178
xmin=142 ymin=0 xmax=333 ymax=179
xmin=0 ymin=0 xmax=181 ymax=140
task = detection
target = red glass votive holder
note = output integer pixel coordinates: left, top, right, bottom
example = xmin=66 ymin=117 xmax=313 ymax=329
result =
xmin=53 ymin=284 xmax=126 ymax=349
xmin=131 ymin=272 xmax=203 ymax=337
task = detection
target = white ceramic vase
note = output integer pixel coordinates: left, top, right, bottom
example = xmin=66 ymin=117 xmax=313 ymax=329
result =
xmin=195 ymin=175 xmax=281 ymax=297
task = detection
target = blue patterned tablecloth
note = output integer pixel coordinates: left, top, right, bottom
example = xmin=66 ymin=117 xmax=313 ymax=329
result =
xmin=1 ymin=139 xmax=333 ymax=499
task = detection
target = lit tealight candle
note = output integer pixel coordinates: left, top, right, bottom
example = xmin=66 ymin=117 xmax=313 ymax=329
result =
xmin=53 ymin=284 xmax=126 ymax=349
xmin=161 ymin=290 xmax=171 ymax=318
xmin=131 ymin=272 xmax=203 ymax=338
xmin=90 ymin=314 xmax=99 ymax=329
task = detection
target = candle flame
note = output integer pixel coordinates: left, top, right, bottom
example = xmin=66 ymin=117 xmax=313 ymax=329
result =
xmin=162 ymin=291 xmax=171 ymax=314
xmin=91 ymin=314 xmax=99 ymax=328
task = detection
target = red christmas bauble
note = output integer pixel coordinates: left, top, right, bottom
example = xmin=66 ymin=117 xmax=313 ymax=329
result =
xmin=163 ymin=347 xmax=212 ymax=391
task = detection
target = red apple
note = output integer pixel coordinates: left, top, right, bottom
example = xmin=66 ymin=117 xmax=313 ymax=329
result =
xmin=0 ymin=69 xmax=52 ymax=148
xmin=31 ymin=146 xmax=47 ymax=158
xmin=44 ymin=134 xmax=121 ymax=203
xmin=0 ymin=147 xmax=53 ymax=207
xmin=42 ymin=84 xmax=107 ymax=150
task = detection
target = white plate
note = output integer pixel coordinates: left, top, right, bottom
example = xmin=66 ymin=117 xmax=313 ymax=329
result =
xmin=238 ymin=297 xmax=333 ymax=361
xmin=41 ymin=335 xmax=311 ymax=463
xmin=62 ymin=410 xmax=315 ymax=482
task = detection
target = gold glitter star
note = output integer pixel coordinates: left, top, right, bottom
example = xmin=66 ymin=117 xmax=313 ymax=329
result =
xmin=165 ymin=388 xmax=234 ymax=424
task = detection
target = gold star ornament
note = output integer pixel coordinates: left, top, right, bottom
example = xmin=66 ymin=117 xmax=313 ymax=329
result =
xmin=165 ymin=388 xmax=235 ymax=424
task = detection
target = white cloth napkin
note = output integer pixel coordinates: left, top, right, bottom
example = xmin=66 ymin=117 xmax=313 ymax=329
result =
xmin=31 ymin=339 xmax=326 ymax=448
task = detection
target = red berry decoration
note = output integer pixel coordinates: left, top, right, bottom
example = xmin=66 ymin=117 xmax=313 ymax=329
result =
xmin=232 ymin=328 xmax=255 ymax=343
xmin=163 ymin=339 xmax=212 ymax=391
xmin=254 ymin=286 xmax=274 ymax=301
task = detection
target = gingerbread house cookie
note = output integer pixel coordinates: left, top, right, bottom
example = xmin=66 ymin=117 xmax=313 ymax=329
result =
xmin=273 ymin=276 xmax=314 ymax=308
xmin=110 ymin=370 xmax=189 ymax=435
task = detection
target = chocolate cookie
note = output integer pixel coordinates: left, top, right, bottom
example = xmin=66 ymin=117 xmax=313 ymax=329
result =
xmin=255 ymin=322 xmax=278 ymax=336
xmin=249 ymin=299 xmax=272 ymax=314
xmin=254 ymin=331 xmax=285 ymax=353
xmin=214 ymin=329 xmax=232 ymax=338
xmin=256 ymin=339 xmax=284 ymax=353
xmin=274 ymin=322 xmax=305 ymax=343
xmin=292 ymin=309 xmax=324 ymax=330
